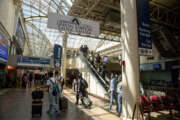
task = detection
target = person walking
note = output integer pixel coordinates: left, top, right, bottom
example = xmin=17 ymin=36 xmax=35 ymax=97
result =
xmin=76 ymin=73 xmax=85 ymax=105
xmin=108 ymin=73 xmax=118 ymax=110
xmin=44 ymin=72 xmax=60 ymax=115
xmin=116 ymin=75 xmax=122 ymax=116
xmin=72 ymin=78 xmax=77 ymax=92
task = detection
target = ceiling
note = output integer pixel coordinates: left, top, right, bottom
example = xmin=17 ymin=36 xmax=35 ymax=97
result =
xmin=19 ymin=0 xmax=180 ymax=58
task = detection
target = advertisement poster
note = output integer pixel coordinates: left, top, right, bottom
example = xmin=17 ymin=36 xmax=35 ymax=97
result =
xmin=0 ymin=32 xmax=9 ymax=62
xmin=136 ymin=0 xmax=152 ymax=56
xmin=54 ymin=44 xmax=62 ymax=68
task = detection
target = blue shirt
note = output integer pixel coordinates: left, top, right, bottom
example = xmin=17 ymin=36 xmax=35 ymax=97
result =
xmin=117 ymin=81 xmax=122 ymax=94
xmin=110 ymin=77 xmax=118 ymax=91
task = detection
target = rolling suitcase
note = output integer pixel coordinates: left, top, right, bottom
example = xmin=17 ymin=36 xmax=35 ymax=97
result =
xmin=32 ymin=90 xmax=44 ymax=117
xmin=59 ymin=96 xmax=68 ymax=111
xmin=82 ymin=96 xmax=92 ymax=108
xmin=32 ymin=100 xmax=42 ymax=116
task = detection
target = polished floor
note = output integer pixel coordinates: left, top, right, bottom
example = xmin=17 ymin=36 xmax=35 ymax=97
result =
xmin=0 ymin=89 xmax=98 ymax=120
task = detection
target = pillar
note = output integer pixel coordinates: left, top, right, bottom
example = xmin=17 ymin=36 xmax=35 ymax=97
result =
xmin=62 ymin=33 xmax=68 ymax=84
xmin=121 ymin=0 xmax=140 ymax=120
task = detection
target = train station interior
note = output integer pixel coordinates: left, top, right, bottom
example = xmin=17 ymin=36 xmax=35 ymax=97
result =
xmin=0 ymin=0 xmax=180 ymax=120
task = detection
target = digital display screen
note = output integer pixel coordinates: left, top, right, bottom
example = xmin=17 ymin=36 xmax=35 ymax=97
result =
xmin=104 ymin=57 xmax=108 ymax=62
xmin=0 ymin=32 xmax=9 ymax=62
xmin=153 ymin=64 xmax=161 ymax=69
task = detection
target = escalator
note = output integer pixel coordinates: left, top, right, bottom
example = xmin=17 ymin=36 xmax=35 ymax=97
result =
xmin=78 ymin=52 xmax=109 ymax=91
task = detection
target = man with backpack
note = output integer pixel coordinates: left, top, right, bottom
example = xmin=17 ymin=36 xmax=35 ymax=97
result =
xmin=44 ymin=71 xmax=60 ymax=115
xmin=76 ymin=73 xmax=88 ymax=105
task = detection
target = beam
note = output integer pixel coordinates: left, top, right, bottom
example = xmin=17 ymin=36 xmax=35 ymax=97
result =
xmin=22 ymin=2 xmax=47 ymax=15
xmin=26 ymin=22 xmax=53 ymax=56
xmin=97 ymin=43 xmax=121 ymax=53
xmin=83 ymin=0 xmax=101 ymax=17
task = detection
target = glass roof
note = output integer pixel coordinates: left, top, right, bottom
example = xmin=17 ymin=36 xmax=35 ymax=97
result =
xmin=21 ymin=0 xmax=120 ymax=57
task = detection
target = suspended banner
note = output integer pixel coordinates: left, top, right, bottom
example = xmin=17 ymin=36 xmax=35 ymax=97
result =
xmin=47 ymin=12 xmax=100 ymax=36
xmin=136 ymin=0 xmax=152 ymax=56
xmin=54 ymin=44 xmax=62 ymax=68
xmin=17 ymin=56 xmax=50 ymax=67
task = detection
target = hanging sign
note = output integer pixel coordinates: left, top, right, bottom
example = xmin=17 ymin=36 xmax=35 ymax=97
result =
xmin=54 ymin=44 xmax=62 ymax=68
xmin=136 ymin=0 xmax=152 ymax=56
xmin=17 ymin=56 xmax=50 ymax=67
xmin=47 ymin=12 xmax=100 ymax=36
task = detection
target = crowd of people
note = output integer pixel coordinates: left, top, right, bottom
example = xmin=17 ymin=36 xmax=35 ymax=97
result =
xmin=87 ymin=52 xmax=108 ymax=79
xmin=80 ymin=45 xmax=123 ymax=116
xmin=21 ymin=72 xmax=49 ymax=89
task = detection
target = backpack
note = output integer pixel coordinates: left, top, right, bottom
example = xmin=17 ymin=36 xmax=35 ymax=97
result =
xmin=81 ymin=79 xmax=88 ymax=90
xmin=50 ymin=79 xmax=60 ymax=96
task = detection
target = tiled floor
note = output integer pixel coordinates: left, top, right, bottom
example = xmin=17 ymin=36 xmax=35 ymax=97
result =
xmin=0 ymin=88 xmax=179 ymax=120
xmin=0 ymin=88 xmax=119 ymax=120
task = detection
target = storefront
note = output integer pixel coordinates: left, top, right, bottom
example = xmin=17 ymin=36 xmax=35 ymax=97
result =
xmin=0 ymin=23 xmax=10 ymax=88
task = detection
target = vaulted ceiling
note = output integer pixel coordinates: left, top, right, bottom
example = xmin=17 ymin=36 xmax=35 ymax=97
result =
xmin=18 ymin=0 xmax=180 ymax=58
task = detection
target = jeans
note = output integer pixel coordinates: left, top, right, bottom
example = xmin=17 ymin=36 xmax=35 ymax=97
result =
xmin=109 ymin=90 xmax=115 ymax=110
xmin=48 ymin=93 xmax=59 ymax=113
xmin=116 ymin=92 xmax=122 ymax=115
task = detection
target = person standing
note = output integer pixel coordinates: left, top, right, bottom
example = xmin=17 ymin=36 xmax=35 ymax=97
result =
xmin=29 ymin=73 xmax=33 ymax=88
xmin=109 ymin=73 xmax=118 ymax=110
xmin=72 ymin=78 xmax=77 ymax=92
xmin=116 ymin=75 xmax=122 ymax=116
xmin=23 ymin=73 xmax=29 ymax=89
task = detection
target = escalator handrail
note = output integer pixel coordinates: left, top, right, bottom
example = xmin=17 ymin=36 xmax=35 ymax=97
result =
xmin=79 ymin=52 xmax=109 ymax=90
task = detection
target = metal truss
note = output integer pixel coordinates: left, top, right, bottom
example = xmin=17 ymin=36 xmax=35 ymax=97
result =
xmin=26 ymin=22 xmax=53 ymax=56
xmin=150 ymin=1 xmax=180 ymax=30
xmin=20 ymin=0 xmax=180 ymax=57
xmin=97 ymin=43 xmax=121 ymax=56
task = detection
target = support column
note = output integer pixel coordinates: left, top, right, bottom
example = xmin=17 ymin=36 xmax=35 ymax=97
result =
xmin=121 ymin=0 xmax=140 ymax=120
xmin=62 ymin=33 xmax=68 ymax=85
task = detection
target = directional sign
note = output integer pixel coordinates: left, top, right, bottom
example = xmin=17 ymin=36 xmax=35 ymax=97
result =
xmin=17 ymin=56 xmax=50 ymax=67
xmin=48 ymin=12 xmax=100 ymax=36
xmin=54 ymin=44 xmax=62 ymax=68
xmin=136 ymin=0 xmax=152 ymax=56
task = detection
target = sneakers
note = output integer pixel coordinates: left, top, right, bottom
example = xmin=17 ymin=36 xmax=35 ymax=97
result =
xmin=46 ymin=110 xmax=51 ymax=114
xmin=54 ymin=110 xmax=60 ymax=116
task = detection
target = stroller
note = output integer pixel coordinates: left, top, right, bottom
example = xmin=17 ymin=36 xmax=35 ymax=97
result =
xmin=31 ymin=88 xmax=44 ymax=117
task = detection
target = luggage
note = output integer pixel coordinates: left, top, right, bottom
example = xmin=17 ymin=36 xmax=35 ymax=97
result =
xmin=32 ymin=90 xmax=44 ymax=99
xmin=82 ymin=96 xmax=92 ymax=108
xmin=59 ymin=96 xmax=68 ymax=111
xmin=32 ymin=101 xmax=42 ymax=116
xmin=32 ymin=90 xmax=43 ymax=117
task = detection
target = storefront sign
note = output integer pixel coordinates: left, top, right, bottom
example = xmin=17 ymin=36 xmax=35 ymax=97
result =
xmin=0 ymin=32 xmax=9 ymax=62
xmin=17 ymin=56 xmax=50 ymax=67
xmin=15 ymin=19 xmax=26 ymax=50
xmin=136 ymin=0 xmax=152 ymax=56
xmin=48 ymin=13 xmax=100 ymax=36
xmin=54 ymin=44 xmax=62 ymax=68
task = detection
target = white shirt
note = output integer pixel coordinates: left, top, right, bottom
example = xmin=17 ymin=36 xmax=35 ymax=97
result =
xmin=47 ymin=77 xmax=57 ymax=93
